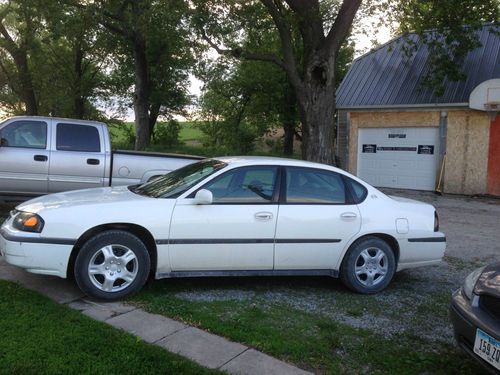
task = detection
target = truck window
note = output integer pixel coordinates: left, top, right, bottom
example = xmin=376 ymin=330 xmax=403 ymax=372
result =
xmin=56 ymin=123 xmax=101 ymax=152
xmin=0 ymin=120 xmax=47 ymax=149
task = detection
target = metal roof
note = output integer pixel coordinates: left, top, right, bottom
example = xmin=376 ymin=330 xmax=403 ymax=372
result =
xmin=336 ymin=24 xmax=500 ymax=109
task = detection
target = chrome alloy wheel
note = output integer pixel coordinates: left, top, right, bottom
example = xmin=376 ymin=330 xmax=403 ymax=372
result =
xmin=354 ymin=247 xmax=388 ymax=287
xmin=88 ymin=244 xmax=139 ymax=293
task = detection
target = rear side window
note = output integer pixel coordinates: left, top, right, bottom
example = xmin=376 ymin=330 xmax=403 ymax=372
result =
xmin=345 ymin=177 xmax=368 ymax=204
xmin=56 ymin=123 xmax=101 ymax=152
xmin=285 ymin=167 xmax=347 ymax=204
xmin=0 ymin=120 xmax=47 ymax=149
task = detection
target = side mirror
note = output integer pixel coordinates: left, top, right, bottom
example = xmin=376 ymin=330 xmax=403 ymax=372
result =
xmin=193 ymin=189 xmax=213 ymax=205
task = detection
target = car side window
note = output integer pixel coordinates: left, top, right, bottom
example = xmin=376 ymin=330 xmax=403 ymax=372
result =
xmin=56 ymin=123 xmax=101 ymax=152
xmin=0 ymin=120 xmax=47 ymax=149
xmin=285 ymin=167 xmax=347 ymax=204
xmin=202 ymin=166 xmax=278 ymax=203
xmin=345 ymin=177 xmax=368 ymax=204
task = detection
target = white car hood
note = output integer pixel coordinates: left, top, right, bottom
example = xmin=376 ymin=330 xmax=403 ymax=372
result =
xmin=17 ymin=186 xmax=151 ymax=214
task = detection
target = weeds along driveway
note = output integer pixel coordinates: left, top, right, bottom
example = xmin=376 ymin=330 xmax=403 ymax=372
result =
xmin=2 ymin=192 xmax=499 ymax=373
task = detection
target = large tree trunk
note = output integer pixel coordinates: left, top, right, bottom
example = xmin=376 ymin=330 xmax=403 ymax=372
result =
xmin=256 ymin=0 xmax=360 ymax=165
xmin=13 ymin=49 xmax=37 ymax=115
xmin=283 ymin=82 xmax=296 ymax=156
xmin=148 ymin=102 xmax=160 ymax=141
xmin=133 ymin=32 xmax=150 ymax=150
xmin=0 ymin=20 xmax=38 ymax=115
xmin=297 ymin=84 xmax=336 ymax=165
xmin=73 ymin=43 xmax=85 ymax=118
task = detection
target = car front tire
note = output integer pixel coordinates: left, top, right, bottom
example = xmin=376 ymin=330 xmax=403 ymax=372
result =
xmin=74 ymin=230 xmax=151 ymax=301
xmin=340 ymin=236 xmax=396 ymax=294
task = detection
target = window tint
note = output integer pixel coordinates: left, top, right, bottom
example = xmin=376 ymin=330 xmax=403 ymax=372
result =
xmin=0 ymin=120 xmax=47 ymax=149
xmin=56 ymin=123 xmax=101 ymax=152
xmin=285 ymin=167 xmax=346 ymax=204
xmin=202 ymin=166 xmax=278 ymax=203
xmin=345 ymin=177 xmax=368 ymax=204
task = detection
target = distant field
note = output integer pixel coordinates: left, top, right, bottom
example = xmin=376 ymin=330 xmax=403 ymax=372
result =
xmin=110 ymin=121 xmax=295 ymax=158
xmin=117 ymin=121 xmax=202 ymax=142
xmin=178 ymin=122 xmax=203 ymax=141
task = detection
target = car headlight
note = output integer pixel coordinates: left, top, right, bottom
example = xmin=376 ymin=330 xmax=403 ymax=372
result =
xmin=12 ymin=212 xmax=45 ymax=233
xmin=463 ymin=266 xmax=486 ymax=300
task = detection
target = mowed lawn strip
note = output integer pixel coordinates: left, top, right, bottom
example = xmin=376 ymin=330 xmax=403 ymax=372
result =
xmin=0 ymin=280 xmax=218 ymax=375
xmin=131 ymin=275 xmax=482 ymax=375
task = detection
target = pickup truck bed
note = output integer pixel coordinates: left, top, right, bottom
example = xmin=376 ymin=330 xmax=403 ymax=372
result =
xmin=111 ymin=150 xmax=202 ymax=186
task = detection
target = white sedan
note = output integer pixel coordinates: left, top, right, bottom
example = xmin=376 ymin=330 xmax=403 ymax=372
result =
xmin=0 ymin=157 xmax=446 ymax=300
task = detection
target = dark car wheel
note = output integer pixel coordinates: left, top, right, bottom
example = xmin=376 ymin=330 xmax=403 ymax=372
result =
xmin=340 ymin=236 xmax=396 ymax=294
xmin=74 ymin=230 xmax=151 ymax=301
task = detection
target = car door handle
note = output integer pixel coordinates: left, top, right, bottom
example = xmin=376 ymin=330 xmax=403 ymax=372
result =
xmin=34 ymin=155 xmax=48 ymax=162
xmin=341 ymin=212 xmax=357 ymax=219
xmin=87 ymin=158 xmax=100 ymax=165
xmin=255 ymin=212 xmax=273 ymax=221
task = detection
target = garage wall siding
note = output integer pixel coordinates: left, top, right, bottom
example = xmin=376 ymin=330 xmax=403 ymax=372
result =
xmin=347 ymin=111 xmax=440 ymax=175
xmin=444 ymin=111 xmax=490 ymax=195
xmin=347 ymin=110 xmax=491 ymax=195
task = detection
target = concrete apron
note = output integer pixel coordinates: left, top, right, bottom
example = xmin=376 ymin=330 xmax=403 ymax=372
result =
xmin=0 ymin=258 xmax=310 ymax=375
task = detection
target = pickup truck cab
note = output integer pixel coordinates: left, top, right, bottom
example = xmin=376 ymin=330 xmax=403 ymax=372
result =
xmin=0 ymin=116 xmax=202 ymax=197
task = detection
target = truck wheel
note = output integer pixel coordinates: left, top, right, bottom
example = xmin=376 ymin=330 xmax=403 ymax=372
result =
xmin=340 ymin=236 xmax=395 ymax=294
xmin=74 ymin=230 xmax=150 ymax=301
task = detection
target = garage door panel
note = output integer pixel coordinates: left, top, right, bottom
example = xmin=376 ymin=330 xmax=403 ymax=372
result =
xmin=357 ymin=127 xmax=440 ymax=191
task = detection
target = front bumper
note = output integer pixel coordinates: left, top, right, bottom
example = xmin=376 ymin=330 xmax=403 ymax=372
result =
xmin=0 ymin=223 xmax=73 ymax=278
xmin=450 ymin=288 xmax=500 ymax=374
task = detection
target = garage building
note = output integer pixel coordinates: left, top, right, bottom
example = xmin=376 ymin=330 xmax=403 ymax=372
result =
xmin=336 ymin=24 xmax=500 ymax=196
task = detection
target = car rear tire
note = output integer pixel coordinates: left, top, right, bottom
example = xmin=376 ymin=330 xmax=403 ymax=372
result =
xmin=74 ymin=230 xmax=150 ymax=301
xmin=340 ymin=236 xmax=396 ymax=294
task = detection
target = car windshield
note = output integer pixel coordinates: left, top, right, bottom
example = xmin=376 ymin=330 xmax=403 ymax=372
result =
xmin=130 ymin=159 xmax=227 ymax=198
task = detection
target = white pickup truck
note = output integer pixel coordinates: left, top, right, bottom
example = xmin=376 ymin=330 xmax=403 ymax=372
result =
xmin=0 ymin=116 xmax=202 ymax=199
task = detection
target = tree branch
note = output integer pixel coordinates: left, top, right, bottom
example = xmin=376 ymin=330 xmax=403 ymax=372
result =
xmin=285 ymin=0 xmax=323 ymax=66
xmin=201 ymin=31 xmax=286 ymax=70
xmin=259 ymin=0 xmax=302 ymax=90
xmin=325 ymin=0 xmax=362 ymax=54
xmin=0 ymin=20 xmax=18 ymax=56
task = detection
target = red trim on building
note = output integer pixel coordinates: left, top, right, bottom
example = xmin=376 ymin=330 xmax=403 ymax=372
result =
xmin=487 ymin=115 xmax=500 ymax=196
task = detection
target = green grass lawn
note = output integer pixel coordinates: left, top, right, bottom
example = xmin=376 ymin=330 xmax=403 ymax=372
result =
xmin=178 ymin=121 xmax=203 ymax=141
xmin=131 ymin=272 xmax=483 ymax=375
xmin=0 ymin=280 xmax=217 ymax=375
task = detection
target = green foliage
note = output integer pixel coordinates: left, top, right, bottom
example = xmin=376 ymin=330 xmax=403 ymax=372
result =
xmin=197 ymin=55 xmax=286 ymax=154
xmin=392 ymin=0 xmax=500 ymax=95
xmin=0 ymin=0 xmax=108 ymax=118
xmin=108 ymin=121 xmax=136 ymax=149
xmin=153 ymin=120 xmax=181 ymax=148
xmin=193 ymin=0 xmax=356 ymax=157
xmin=95 ymin=0 xmax=194 ymax=140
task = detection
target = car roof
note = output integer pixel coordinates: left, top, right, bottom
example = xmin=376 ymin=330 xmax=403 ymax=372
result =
xmin=214 ymin=156 xmax=344 ymax=173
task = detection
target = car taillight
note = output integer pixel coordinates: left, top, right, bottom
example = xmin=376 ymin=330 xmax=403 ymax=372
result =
xmin=434 ymin=211 xmax=439 ymax=232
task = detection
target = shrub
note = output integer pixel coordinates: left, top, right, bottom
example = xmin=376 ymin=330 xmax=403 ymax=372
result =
xmin=153 ymin=120 xmax=181 ymax=147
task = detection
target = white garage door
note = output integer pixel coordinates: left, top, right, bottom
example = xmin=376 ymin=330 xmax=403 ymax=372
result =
xmin=357 ymin=127 xmax=440 ymax=191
